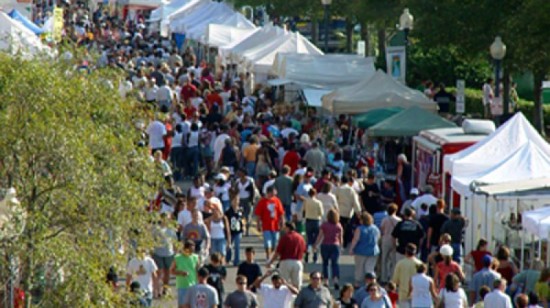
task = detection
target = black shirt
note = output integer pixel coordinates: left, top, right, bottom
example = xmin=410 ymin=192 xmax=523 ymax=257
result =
xmin=237 ymin=262 xmax=262 ymax=293
xmin=392 ymin=218 xmax=426 ymax=254
xmin=428 ymin=213 xmax=449 ymax=246
xmin=225 ymin=207 xmax=244 ymax=236
xmin=205 ymin=264 xmax=227 ymax=304
xmin=361 ymin=182 xmax=380 ymax=215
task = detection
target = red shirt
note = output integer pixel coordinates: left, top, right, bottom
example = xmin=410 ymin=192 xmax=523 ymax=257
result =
xmin=254 ymin=196 xmax=284 ymax=232
xmin=471 ymin=250 xmax=492 ymax=272
xmin=184 ymin=106 xmax=197 ymax=118
xmin=206 ymin=93 xmax=223 ymax=111
xmin=282 ymin=150 xmax=300 ymax=174
xmin=276 ymin=230 xmax=306 ymax=260
xmin=180 ymin=83 xmax=197 ymax=102
xmin=162 ymin=122 xmax=172 ymax=160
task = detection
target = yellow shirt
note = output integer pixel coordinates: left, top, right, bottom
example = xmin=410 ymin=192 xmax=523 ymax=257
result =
xmin=303 ymin=197 xmax=323 ymax=220
xmin=392 ymin=257 xmax=422 ymax=301
xmin=243 ymin=144 xmax=260 ymax=162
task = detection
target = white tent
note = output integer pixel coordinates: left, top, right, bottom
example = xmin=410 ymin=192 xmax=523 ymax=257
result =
xmin=243 ymin=32 xmax=323 ymax=76
xmin=202 ymin=24 xmax=258 ymax=47
xmin=270 ymin=53 xmax=375 ymax=89
xmin=0 ymin=11 xmax=51 ymax=59
xmin=169 ymin=1 xmax=233 ymax=34
xmin=321 ymin=69 xmax=437 ymax=114
xmin=218 ymin=24 xmax=285 ymax=62
xmin=164 ymin=0 xmax=208 ymax=36
xmin=445 ymin=113 xmax=550 ymax=180
xmin=523 ymin=207 xmax=550 ymax=239
xmin=186 ymin=12 xmax=255 ymax=41
xmin=149 ymin=0 xmax=190 ymax=23
xmin=453 ymin=141 xmax=550 ymax=196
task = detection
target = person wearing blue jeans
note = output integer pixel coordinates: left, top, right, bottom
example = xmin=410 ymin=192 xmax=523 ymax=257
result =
xmin=225 ymin=199 xmax=244 ymax=266
xmin=314 ymin=209 xmax=343 ymax=289
xmin=303 ymin=188 xmax=323 ymax=263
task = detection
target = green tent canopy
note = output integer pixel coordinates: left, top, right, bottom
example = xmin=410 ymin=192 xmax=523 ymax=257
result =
xmin=368 ymin=106 xmax=457 ymax=137
xmin=352 ymin=107 xmax=404 ymax=129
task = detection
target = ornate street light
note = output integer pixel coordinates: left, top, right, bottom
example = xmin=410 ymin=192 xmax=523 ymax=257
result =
xmin=490 ymin=36 xmax=507 ymax=115
xmin=399 ymin=8 xmax=414 ymax=44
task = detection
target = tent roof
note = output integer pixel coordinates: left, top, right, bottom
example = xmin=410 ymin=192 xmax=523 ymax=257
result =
xmin=302 ymin=88 xmax=331 ymax=108
xmin=367 ymin=106 xmax=456 ymax=137
xmin=444 ymin=112 xmax=550 ymax=179
xmin=203 ymin=24 xmax=257 ymax=47
xmin=150 ymin=0 xmax=191 ymax=22
xmin=168 ymin=0 xmax=212 ymax=33
xmin=270 ymin=53 xmax=375 ymax=89
xmin=170 ymin=1 xmax=234 ymax=34
xmin=321 ymin=70 xmax=437 ymax=114
xmin=523 ymin=206 xmax=550 ymax=238
xmin=473 ymin=178 xmax=550 ymax=198
xmin=187 ymin=11 xmax=255 ymax=40
xmin=452 ymin=140 xmax=550 ymax=196
xmin=245 ymin=32 xmax=323 ymax=74
xmin=0 ymin=11 xmax=51 ymax=59
xmin=219 ymin=24 xmax=286 ymax=61
xmin=8 ymin=9 xmax=43 ymax=35
xmin=352 ymin=107 xmax=404 ymax=129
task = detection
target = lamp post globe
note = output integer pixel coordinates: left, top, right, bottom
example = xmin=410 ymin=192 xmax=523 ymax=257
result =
xmin=399 ymin=8 xmax=414 ymax=31
xmin=321 ymin=0 xmax=332 ymax=5
xmin=490 ymin=36 xmax=506 ymax=60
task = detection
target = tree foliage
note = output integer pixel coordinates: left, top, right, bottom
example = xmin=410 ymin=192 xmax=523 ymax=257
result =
xmin=0 ymin=54 xmax=157 ymax=306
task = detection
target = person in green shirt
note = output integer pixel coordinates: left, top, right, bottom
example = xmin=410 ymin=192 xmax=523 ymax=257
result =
xmin=171 ymin=240 xmax=200 ymax=308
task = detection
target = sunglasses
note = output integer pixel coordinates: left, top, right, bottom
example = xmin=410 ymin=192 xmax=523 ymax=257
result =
xmin=311 ymin=276 xmax=322 ymax=280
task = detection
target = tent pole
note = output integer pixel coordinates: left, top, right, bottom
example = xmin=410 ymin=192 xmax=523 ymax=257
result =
xmin=485 ymin=196 xmax=489 ymax=243
xmin=521 ymin=226 xmax=525 ymax=271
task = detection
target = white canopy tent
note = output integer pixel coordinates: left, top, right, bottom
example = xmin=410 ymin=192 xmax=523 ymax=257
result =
xmin=242 ymin=32 xmax=323 ymax=81
xmin=321 ymin=70 xmax=437 ymax=114
xmin=218 ymin=24 xmax=286 ymax=62
xmin=149 ymin=0 xmax=190 ymax=23
xmin=165 ymin=0 xmax=208 ymax=35
xmin=0 ymin=11 xmax=52 ymax=59
xmin=270 ymin=53 xmax=375 ymax=89
xmin=524 ymin=207 xmax=550 ymax=239
xmin=444 ymin=113 xmax=550 ymax=177
xmin=202 ymin=24 xmax=258 ymax=48
xmin=170 ymin=1 xmax=234 ymax=34
xmin=187 ymin=12 xmax=255 ymax=41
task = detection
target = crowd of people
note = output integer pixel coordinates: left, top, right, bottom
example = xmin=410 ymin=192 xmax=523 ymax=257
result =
xmin=29 ymin=2 xmax=545 ymax=308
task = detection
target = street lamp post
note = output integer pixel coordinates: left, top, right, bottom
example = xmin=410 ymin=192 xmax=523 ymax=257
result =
xmin=490 ymin=36 xmax=507 ymax=114
xmin=399 ymin=8 xmax=414 ymax=45
xmin=321 ymin=0 xmax=332 ymax=53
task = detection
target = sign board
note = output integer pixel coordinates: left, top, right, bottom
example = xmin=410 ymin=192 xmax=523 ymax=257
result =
xmin=386 ymin=46 xmax=406 ymax=84
xmin=456 ymin=79 xmax=465 ymax=114
xmin=357 ymin=40 xmax=365 ymax=57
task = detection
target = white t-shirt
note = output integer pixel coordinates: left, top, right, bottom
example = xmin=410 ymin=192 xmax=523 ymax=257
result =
xmin=438 ymin=288 xmax=468 ymax=308
xmin=482 ymin=83 xmax=494 ymax=106
xmin=411 ymin=194 xmax=438 ymax=216
xmin=411 ymin=273 xmax=433 ymax=307
xmin=483 ymin=290 xmax=512 ymax=308
xmin=145 ymin=86 xmax=158 ymax=101
xmin=213 ymin=134 xmax=231 ymax=163
xmin=177 ymin=209 xmax=203 ymax=228
xmin=214 ymin=183 xmax=231 ymax=201
xmin=259 ymin=284 xmax=294 ymax=308
xmin=281 ymin=127 xmax=299 ymax=139
xmin=156 ymin=85 xmax=173 ymax=102
xmin=172 ymin=131 xmax=183 ymax=148
xmin=146 ymin=120 xmax=167 ymax=149
xmin=126 ymin=256 xmax=158 ymax=293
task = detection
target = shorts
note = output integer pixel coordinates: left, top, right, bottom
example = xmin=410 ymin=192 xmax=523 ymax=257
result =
xmin=178 ymin=287 xmax=189 ymax=306
xmin=152 ymin=254 xmax=174 ymax=270
xmin=263 ymin=231 xmax=280 ymax=249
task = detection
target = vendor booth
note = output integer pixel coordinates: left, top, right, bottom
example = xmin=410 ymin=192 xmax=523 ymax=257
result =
xmin=321 ymin=70 xmax=437 ymax=114
xmin=445 ymin=113 xmax=550 ymax=257
xmin=367 ymin=107 xmax=456 ymax=137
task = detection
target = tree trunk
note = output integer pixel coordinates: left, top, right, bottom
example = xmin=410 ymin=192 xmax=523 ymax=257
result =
xmin=533 ymin=72 xmax=545 ymax=135
xmin=360 ymin=21 xmax=369 ymax=56
xmin=345 ymin=18 xmax=353 ymax=53
xmin=377 ymin=28 xmax=386 ymax=67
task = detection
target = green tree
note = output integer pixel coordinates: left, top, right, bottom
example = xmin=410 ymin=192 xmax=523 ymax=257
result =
xmin=0 ymin=54 xmax=157 ymax=306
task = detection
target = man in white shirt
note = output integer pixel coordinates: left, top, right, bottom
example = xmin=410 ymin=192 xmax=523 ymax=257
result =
xmin=146 ymin=115 xmax=167 ymax=153
xmin=213 ymin=125 xmax=231 ymax=165
xmin=126 ymin=250 xmax=158 ymax=306
xmin=156 ymin=83 xmax=173 ymax=111
xmin=253 ymin=270 xmax=299 ymax=308
xmin=483 ymin=279 xmax=512 ymax=308
xmin=411 ymin=185 xmax=438 ymax=217
xmin=177 ymin=196 xmax=203 ymax=231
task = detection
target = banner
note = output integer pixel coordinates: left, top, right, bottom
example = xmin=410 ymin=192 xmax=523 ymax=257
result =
xmin=52 ymin=7 xmax=63 ymax=42
xmin=386 ymin=46 xmax=406 ymax=84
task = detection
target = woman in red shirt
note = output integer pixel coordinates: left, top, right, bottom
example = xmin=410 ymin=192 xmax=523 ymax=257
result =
xmin=465 ymin=238 xmax=492 ymax=273
xmin=282 ymin=143 xmax=300 ymax=175
xmin=434 ymin=244 xmax=465 ymax=290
